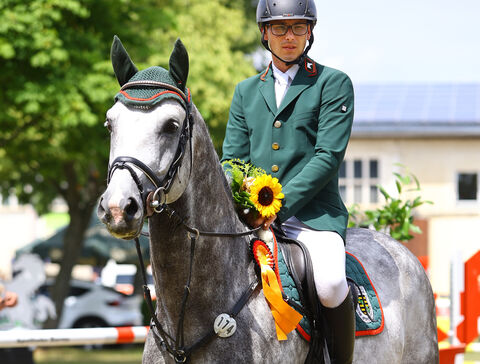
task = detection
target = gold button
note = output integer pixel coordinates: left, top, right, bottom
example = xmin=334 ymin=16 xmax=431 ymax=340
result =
xmin=274 ymin=120 xmax=282 ymax=128
xmin=271 ymin=165 xmax=279 ymax=173
xmin=272 ymin=142 xmax=280 ymax=150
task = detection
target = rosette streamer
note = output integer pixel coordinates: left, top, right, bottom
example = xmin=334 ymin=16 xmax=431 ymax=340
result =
xmin=252 ymin=240 xmax=303 ymax=340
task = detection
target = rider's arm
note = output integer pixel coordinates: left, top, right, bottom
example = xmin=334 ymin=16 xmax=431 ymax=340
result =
xmin=221 ymin=84 xmax=251 ymax=164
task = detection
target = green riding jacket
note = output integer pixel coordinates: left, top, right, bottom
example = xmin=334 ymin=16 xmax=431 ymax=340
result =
xmin=221 ymin=58 xmax=354 ymax=241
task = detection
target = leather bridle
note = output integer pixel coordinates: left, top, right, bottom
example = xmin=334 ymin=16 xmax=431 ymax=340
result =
xmin=107 ymin=80 xmax=194 ymax=214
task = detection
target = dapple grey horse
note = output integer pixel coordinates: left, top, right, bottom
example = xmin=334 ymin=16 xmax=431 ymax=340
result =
xmin=98 ymin=37 xmax=438 ymax=363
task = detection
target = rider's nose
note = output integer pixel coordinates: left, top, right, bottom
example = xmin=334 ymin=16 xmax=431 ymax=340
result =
xmin=285 ymin=28 xmax=295 ymax=39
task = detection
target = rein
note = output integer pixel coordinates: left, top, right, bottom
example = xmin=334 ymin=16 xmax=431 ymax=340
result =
xmin=136 ymin=204 xmax=260 ymax=363
xmin=107 ymin=81 xmax=261 ymax=363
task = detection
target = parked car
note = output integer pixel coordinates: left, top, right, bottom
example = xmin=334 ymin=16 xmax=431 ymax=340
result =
xmin=101 ymin=260 xmax=155 ymax=298
xmin=39 ymin=279 xmax=143 ymax=329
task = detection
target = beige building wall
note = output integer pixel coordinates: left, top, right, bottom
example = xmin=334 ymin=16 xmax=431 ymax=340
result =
xmin=345 ymin=137 xmax=480 ymax=295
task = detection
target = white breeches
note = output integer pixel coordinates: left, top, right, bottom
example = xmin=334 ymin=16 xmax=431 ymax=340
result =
xmin=282 ymin=216 xmax=349 ymax=308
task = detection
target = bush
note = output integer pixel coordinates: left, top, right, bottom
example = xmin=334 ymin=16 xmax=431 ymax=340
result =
xmin=348 ymin=164 xmax=432 ymax=242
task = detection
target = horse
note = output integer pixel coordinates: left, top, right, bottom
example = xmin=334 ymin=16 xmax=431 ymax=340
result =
xmin=97 ymin=36 xmax=439 ymax=364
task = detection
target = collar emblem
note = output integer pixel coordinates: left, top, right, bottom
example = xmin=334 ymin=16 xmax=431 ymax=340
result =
xmin=304 ymin=58 xmax=317 ymax=76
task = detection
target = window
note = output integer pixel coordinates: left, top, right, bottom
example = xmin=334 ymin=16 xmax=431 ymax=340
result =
xmin=369 ymin=160 xmax=379 ymax=203
xmin=339 ymin=159 xmax=380 ymax=205
xmin=457 ymin=173 xmax=477 ymax=201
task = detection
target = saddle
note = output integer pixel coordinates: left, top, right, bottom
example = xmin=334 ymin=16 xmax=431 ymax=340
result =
xmin=271 ymin=224 xmax=386 ymax=364
xmin=270 ymin=224 xmax=327 ymax=363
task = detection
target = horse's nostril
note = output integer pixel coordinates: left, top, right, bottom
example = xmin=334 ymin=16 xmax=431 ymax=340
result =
xmin=124 ymin=198 xmax=139 ymax=221
xmin=97 ymin=197 xmax=109 ymax=222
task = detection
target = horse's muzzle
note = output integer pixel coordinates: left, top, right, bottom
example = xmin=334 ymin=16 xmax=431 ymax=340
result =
xmin=97 ymin=194 xmax=143 ymax=239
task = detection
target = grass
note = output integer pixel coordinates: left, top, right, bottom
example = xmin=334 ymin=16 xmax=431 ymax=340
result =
xmin=31 ymin=342 xmax=480 ymax=363
xmin=42 ymin=212 xmax=70 ymax=232
xmin=34 ymin=345 xmax=143 ymax=364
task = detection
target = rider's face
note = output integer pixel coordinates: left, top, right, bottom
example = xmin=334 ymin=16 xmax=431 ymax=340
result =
xmin=263 ymin=19 xmax=311 ymax=71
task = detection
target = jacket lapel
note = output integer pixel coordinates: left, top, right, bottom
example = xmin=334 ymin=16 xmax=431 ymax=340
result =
xmin=259 ymin=64 xmax=277 ymax=114
xmin=276 ymin=58 xmax=318 ymax=116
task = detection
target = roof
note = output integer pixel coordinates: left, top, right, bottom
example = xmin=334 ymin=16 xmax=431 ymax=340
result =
xmin=352 ymin=83 xmax=480 ymax=138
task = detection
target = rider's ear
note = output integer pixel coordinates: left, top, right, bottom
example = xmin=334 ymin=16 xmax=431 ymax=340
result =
xmin=111 ymin=35 xmax=138 ymax=87
xmin=169 ymin=38 xmax=189 ymax=90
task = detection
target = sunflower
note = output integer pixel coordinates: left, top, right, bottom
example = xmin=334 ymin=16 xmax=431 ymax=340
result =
xmin=250 ymin=174 xmax=284 ymax=218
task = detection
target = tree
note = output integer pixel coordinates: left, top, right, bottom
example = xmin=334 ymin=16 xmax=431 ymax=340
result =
xmin=0 ymin=0 xmax=258 ymax=327
xmin=147 ymin=0 xmax=259 ymax=151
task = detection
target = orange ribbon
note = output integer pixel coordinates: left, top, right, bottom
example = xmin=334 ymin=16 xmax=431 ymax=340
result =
xmin=258 ymin=252 xmax=303 ymax=340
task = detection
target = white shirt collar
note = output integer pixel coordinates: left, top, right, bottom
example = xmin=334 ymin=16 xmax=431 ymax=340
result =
xmin=271 ymin=63 xmax=300 ymax=85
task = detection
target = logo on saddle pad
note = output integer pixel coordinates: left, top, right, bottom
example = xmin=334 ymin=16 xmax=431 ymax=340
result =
xmin=356 ymin=285 xmax=374 ymax=323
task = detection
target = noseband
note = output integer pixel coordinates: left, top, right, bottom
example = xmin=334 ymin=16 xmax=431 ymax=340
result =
xmin=107 ymin=80 xmax=194 ymax=214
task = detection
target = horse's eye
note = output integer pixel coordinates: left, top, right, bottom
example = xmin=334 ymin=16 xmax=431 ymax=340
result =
xmin=104 ymin=119 xmax=112 ymax=133
xmin=163 ymin=119 xmax=180 ymax=134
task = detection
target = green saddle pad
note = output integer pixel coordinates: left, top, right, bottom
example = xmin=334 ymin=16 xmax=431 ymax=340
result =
xmin=346 ymin=252 xmax=384 ymax=336
xmin=277 ymin=248 xmax=384 ymax=341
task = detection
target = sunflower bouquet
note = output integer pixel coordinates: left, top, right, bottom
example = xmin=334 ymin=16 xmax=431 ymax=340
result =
xmin=222 ymin=159 xmax=284 ymax=219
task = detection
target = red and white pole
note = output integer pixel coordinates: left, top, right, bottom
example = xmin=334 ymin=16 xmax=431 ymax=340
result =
xmin=0 ymin=326 xmax=149 ymax=348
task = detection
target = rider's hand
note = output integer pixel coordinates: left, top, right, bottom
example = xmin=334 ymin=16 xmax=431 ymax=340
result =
xmin=243 ymin=211 xmax=277 ymax=230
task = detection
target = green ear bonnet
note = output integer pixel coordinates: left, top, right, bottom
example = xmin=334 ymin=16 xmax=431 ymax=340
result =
xmin=111 ymin=36 xmax=190 ymax=109
xmin=115 ymin=66 xmax=190 ymax=110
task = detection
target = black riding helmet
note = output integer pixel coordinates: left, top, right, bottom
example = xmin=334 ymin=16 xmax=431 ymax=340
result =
xmin=256 ymin=0 xmax=317 ymax=66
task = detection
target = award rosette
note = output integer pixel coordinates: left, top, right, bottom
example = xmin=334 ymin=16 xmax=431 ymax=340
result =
xmin=250 ymin=239 xmax=302 ymax=341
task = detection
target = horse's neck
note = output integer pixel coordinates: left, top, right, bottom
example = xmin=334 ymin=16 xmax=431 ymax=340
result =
xmin=149 ymin=110 xmax=254 ymax=331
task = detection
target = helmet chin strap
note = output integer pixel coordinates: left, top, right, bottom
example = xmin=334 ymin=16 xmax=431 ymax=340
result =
xmin=261 ymin=26 xmax=315 ymax=66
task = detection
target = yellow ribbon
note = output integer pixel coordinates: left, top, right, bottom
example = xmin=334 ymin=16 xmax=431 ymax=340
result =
xmin=258 ymin=253 xmax=303 ymax=340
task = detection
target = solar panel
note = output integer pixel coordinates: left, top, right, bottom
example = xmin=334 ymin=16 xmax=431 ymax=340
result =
xmin=352 ymin=83 xmax=480 ymax=136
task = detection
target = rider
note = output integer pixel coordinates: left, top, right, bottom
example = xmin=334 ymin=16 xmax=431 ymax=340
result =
xmin=221 ymin=0 xmax=355 ymax=362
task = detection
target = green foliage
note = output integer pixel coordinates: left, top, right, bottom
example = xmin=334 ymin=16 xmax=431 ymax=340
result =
xmin=0 ymin=0 xmax=167 ymax=213
xmin=159 ymin=0 xmax=258 ymax=152
xmin=0 ymin=0 xmax=259 ymax=328
xmin=222 ymin=159 xmax=265 ymax=211
xmin=0 ymin=0 xmax=258 ymax=213
xmin=348 ymin=165 xmax=433 ymax=242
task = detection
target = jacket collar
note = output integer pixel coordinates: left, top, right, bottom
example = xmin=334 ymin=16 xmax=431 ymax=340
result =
xmin=259 ymin=58 xmax=318 ymax=116
xmin=259 ymin=63 xmax=277 ymax=114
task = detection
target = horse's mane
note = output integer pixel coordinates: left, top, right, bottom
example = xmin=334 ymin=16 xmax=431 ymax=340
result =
xmin=190 ymin=103 xmax=236 ymax=207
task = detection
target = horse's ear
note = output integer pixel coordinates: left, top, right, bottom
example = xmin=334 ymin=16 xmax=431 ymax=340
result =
xmin=111 ymin=35 xmax=138 ymax=86
xmin=169 ymin=38 xmax=189 ymax=90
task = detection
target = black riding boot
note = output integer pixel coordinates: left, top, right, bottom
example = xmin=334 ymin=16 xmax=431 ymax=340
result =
xmin=323 ymin=290 xmax=355 ymax=364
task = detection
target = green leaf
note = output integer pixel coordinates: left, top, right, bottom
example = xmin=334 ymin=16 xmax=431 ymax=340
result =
xmin=231 ymin=168 xmax=244 ymax=187
xmin=410 ymin=225 xmax=422 ymax=234
xmin=379 ymin=186 xmax=390 ymax=200
xmin=395 ymin=180 xmax=402 ymax=193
